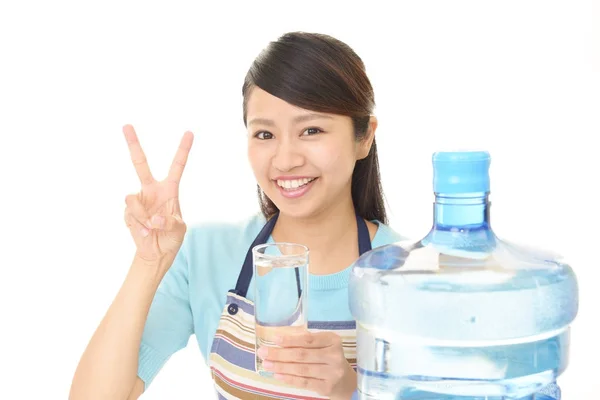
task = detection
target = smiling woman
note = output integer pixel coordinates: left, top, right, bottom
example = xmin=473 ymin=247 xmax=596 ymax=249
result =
xmin=69 ymin=31 xmax=406 ymax=400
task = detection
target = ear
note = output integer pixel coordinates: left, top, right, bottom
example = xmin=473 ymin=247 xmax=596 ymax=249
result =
xmin=356 ymin=115 xmax=378 ymax=160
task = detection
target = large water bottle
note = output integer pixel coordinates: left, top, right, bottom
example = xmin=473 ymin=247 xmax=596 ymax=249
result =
xmin=349 ymin=151 xmax=578 ymax=400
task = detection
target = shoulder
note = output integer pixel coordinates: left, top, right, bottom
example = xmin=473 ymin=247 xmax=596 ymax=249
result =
xmin=182 ymin=212 xmax=267 ymax=253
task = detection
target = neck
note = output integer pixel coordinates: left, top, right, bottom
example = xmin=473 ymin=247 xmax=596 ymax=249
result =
xmin=433 ymin=192 xmax=490 ymax=230
xmin=271 ymin=196 xmax=358 ymax=274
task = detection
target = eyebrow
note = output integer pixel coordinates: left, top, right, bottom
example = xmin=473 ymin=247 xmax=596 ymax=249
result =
xmin=247 ymin=113 xmax=333 ymax=127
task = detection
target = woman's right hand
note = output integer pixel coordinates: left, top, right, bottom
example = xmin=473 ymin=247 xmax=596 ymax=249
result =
xmin=122 ymin=124 xmax=194 ymax=268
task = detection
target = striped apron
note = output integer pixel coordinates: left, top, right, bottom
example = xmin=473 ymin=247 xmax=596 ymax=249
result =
xmin=208 ymin=211 xmax=372 ymax=399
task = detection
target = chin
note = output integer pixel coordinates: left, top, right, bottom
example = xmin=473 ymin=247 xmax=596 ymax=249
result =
xmin=274 ymin=202 xmax=322 ymax=220
xmin=265 ymin=183 xmax=324 ymax=220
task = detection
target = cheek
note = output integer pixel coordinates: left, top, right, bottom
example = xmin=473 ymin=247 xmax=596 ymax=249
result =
xmin=311 ymin=142 xmax=355 ymax=179
xmin=247 ymin=146 xmax=269 ymax=179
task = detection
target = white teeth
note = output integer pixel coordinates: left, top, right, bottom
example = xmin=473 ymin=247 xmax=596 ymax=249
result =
xmin=276 ymin=177 xmax=315 ymax=190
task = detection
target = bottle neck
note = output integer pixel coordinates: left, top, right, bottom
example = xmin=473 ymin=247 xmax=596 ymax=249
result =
xmin=433 ymin=192 xmax=490 ymax=230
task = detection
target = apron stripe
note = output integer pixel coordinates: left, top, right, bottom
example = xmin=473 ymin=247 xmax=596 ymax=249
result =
xmin=211 ymin=360 xmax=328 ymax=399
xmin=212 ymin=334 xmax=255 ymax=370
xmin=216 ymin=393 xmax=229 ymax=400
xmin=214 ymin=329 xmax=254 ymax=352
xmin=221 ymin=314 xmax=256 ymax=335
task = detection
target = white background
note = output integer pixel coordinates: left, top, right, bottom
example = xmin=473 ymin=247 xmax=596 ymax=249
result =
xmin=1 ymin=0 xmax=598 ymax=398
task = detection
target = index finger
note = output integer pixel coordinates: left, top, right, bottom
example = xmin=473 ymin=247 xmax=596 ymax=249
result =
xmin=123 ymin=124 xmax=154 ymax=185
xmin=167 ymin=131 xmax=194 ymax=184
xmin=275 ymin=331 xmax=338 ymax=348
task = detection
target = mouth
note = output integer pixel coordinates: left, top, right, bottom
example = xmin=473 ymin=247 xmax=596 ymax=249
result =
xmin=273 ymin=177 xmax=318 ymax=199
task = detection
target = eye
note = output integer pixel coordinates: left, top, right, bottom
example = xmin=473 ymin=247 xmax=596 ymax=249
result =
xmin=302 ymin=127 xmax=323 ymax=136
xmin=255 ymin=131 xmax=274 ymax=140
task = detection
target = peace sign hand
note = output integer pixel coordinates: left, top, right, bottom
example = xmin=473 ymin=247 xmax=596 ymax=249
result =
xmin=122 ymin=124 xmax=194 ymax=268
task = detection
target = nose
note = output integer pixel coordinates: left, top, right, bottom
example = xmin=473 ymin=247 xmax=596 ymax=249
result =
xmin=272 ymin=137 xmax=304 ymax=172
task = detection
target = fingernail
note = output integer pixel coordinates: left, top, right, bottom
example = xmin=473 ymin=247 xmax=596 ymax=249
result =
xmin=140 ymin=228 xmax=149 ymax=237
xmin=257 ymin=347 xmax=268 ymax=359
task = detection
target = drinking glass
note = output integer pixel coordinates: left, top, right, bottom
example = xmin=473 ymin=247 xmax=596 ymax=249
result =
xmin=253 ymin=242 xmax=309 ymax=376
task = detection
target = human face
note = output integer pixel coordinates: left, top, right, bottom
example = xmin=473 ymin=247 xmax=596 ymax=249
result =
xmin=246 ymin=87 xmax=373 ymax=219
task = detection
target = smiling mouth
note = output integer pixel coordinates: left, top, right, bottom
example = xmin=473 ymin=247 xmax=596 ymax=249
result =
xmin=276 ymin=177 xmax=317 ymax=191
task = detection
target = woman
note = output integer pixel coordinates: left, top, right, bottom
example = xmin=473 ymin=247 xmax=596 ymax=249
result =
xmin=69 ymin=31 xmax=401 ymax=400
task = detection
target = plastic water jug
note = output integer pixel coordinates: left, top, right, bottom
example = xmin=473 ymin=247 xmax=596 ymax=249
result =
xmin=349 ymin=151 xmax=578 ymax=399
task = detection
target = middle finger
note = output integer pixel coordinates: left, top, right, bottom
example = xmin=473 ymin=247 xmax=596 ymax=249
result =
xmin=259 ymin=346 xmax=326 ymax=364
xmin=262 ymin=360 xmax=329 ymax=379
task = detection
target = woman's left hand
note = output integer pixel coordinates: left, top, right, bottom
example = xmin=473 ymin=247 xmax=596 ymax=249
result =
xmin=257 ymin=331 xmax=356 ymax=399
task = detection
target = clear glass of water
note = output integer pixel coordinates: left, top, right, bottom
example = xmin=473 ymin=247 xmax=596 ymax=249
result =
xmin=253 ymin=242 xmax=309 ymax=376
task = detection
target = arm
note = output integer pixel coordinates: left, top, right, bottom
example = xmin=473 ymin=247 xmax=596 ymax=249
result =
xmin=70 ymin=236 xmax=194 ymax=400
xmin=127 ymin=378 xmax=145 ymax=400
xmin=69 ymin=256 xmax=171 ymax=400
xmin=70 ymin=124 xmax=196 ymax=399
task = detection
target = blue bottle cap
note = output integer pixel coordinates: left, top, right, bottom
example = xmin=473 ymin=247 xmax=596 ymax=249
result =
xmin=432 ymin=151 xmax=491 ymax=194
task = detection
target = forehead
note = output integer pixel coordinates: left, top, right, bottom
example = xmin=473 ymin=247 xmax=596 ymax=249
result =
xmin=246 ymin=87 xmax=343 ymax=125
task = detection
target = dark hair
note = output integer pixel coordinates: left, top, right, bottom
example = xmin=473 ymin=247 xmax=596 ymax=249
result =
xmin=242 ymin=31 xmax=387 ymax=224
